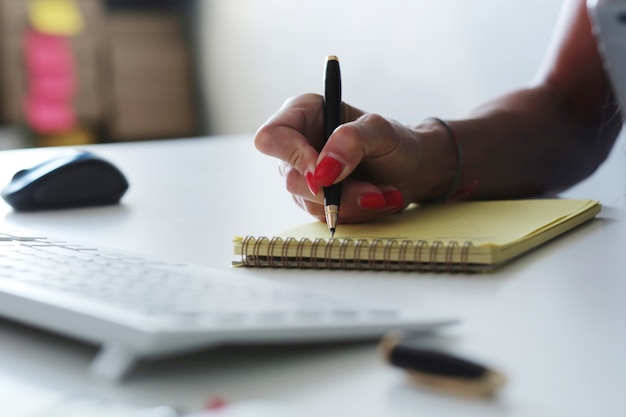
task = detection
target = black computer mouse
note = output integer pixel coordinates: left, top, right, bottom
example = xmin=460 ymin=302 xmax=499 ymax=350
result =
xmin=1 ymin=150 xmax=129 ymax=211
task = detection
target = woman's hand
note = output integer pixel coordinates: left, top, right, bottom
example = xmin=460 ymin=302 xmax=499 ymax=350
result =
xmin=254 ymin=93 xmax=457 ymax=224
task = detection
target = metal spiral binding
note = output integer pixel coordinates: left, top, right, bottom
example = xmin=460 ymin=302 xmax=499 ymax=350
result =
xmin=240 ymin=236 xmax=474 ymax=272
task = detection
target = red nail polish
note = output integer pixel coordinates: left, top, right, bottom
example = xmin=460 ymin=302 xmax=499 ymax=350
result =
xmin=360 ymin=193 xmax=386 ymax=209
xmin=313 ymin=156 xmax=343 ymax=187
xmin=305 ymin=172 xmax=319 ymax=196
xmin=383 ymin=190 xmax=404 ymax=208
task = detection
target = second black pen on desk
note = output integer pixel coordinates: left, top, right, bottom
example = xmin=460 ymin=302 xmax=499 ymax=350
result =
xmin=323 ymin=55 xmax=342 ymax=238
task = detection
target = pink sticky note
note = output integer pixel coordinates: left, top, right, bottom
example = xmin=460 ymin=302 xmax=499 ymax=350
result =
xmin=24 ymin=30 xmax=74 ymax=77
xmin=29 ymin=74 xmax=76 ymax=101
xmin=25 ymin=96 xmax=77 ymax=134
xmin=23 ymin=29 xmax=78 ymax=133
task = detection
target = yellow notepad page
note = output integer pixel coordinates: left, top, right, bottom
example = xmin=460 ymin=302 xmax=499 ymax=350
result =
xmin=234 ymin=199 xmax=600 ymax=271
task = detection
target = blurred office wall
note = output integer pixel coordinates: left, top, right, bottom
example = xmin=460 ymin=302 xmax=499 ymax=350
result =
xmin=0 ymin=0 xmax=199 ymax=147
xmin=198 ymin=0 xmax=565 ymax=135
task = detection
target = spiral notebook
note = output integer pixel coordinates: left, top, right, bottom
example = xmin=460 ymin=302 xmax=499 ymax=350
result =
xmin=233 ymin=199 xmax=600 ymax=273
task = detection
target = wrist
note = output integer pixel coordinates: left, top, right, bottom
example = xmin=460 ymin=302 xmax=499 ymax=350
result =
xmin=411 ymin=118 xmax=474 ymax=203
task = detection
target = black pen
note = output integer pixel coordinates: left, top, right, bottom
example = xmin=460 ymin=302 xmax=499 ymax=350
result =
xmin=379 ymin=330 xmax=506 ymax=397
xmin=323 ymin=55 xmax=342 ymax=238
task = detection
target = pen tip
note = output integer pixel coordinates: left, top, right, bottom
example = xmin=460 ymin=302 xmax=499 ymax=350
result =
xmin=330 ymin=229 xmax=335 ymax=239
xmin=327 ymin=55 xmax=339 ymax=62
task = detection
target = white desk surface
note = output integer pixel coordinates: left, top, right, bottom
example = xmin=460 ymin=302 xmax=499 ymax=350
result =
xmin=1 ymin=135 xmax=625 ymax=417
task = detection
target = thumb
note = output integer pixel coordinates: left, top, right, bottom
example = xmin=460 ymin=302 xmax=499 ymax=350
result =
xmin=313 ymin=113 xmax=404 ymax=186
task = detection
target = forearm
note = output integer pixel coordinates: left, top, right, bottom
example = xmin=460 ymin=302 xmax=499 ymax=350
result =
xmin=447 ymin=84 xmax=622 ymax=199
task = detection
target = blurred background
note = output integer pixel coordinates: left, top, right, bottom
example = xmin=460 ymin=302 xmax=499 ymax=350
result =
xmin=0 ymin=0 xmax=567 ymax=147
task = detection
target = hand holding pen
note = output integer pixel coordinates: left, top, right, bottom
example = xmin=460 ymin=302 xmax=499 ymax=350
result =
xmin=254 ymin=58 xmax=462 ymax=225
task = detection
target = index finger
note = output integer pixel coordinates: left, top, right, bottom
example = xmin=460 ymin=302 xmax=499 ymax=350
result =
xmin=254 ymin=94 xmax=325 ymax=176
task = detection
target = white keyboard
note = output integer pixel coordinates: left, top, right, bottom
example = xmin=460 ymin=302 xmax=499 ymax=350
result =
xmin=0 ymin=228 xmax=454 ymax=381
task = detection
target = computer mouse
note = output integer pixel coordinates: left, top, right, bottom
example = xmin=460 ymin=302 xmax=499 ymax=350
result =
xmin=1 ymin=150 xmax=129 ymax=211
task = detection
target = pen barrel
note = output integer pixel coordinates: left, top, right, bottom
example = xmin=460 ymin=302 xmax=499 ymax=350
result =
xmin=324 ymin=57 xmax=342 ymax=139
xmin=389 ymin=344 xmax=487 ymax=379
xmin=324 ymin=182 xmax=342 ymax=208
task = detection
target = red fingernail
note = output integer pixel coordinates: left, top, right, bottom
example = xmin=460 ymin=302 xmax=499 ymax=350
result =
xmin=360 ymin=193 xmax=386 ymax=209
xmin=313 ymin=156 xmax=343 ymax=187
xmin=305 ymin=172 xmax=319 ymax=196
xmin=383 ymin=190 xmax=405 ymax=208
